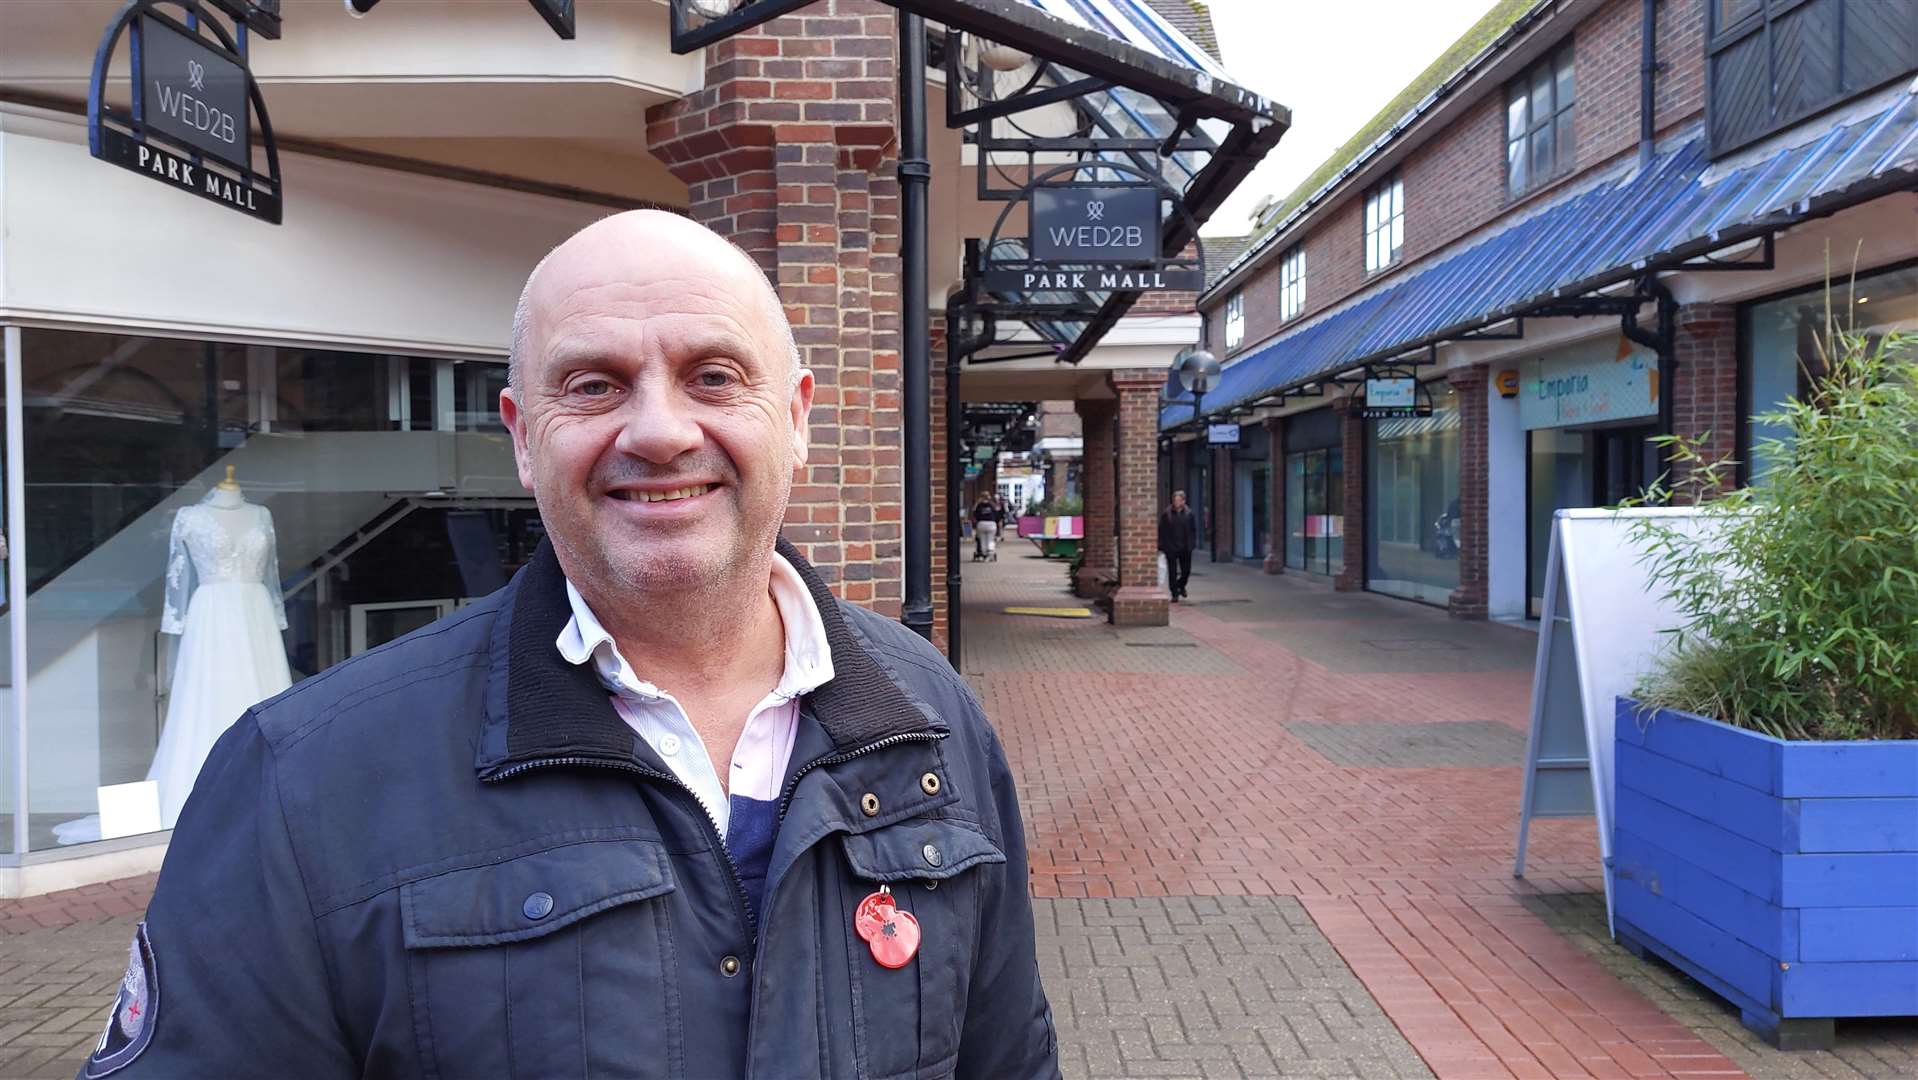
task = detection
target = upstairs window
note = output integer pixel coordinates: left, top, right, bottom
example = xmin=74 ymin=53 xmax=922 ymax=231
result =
xmin=1279 ymin=246 xmax=1306 ymax=321
xmin=1507 ymin=42 xmax=1575 ymax=196
xmin=1364 ymin=175 xmax=1403 ymax=274
xmin=1708 ymin=0 xmax=1918 ymax=156
xmin=1224 ymin=290 xmax=1245 ymax=351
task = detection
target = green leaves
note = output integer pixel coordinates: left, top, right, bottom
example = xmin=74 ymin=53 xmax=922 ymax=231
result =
xmin=1633 ymin=319 xmax=1918 ymax=742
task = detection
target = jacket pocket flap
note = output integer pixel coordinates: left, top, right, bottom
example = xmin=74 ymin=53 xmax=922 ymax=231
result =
xmin=402 ymin=838 xmax=676 ymax=949
xmin=841 ymin=819 xmax=1006 ymax=883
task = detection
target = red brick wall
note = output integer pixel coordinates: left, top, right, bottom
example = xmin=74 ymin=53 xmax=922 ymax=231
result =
xmin=1334 ymin=398 xmax=1366 ymax=592
xmin=1402 ymin=94 xmax=1506 ymax=269
xmin=928 ymin=318 xmax=949 ymax=649
xmin=1074 ymin=398 xmax=1118 ymax=596
xmin=1447 ymin=366 xmax=1490 ymax=618
xmin=1203 ymin=0 xmax=1709 ymax=350
xmin=1671 ymin=302 xmax=1738 ymax=501
xmin=645 ymin=0 xmax=903 ymax=614
xmin=1111 ymin=371 xmax=1171 ymax=624
xmin=1210 ymin=446 xmax=1234 ymax=561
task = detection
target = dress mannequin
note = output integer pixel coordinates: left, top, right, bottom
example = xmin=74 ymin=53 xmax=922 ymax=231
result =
xmin=146 ymin=467 xmax=292 ymax=829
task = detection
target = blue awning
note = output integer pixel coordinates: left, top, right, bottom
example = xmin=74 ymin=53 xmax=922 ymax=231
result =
xmin=1165 ymin=89 xmax=1918 ymax=428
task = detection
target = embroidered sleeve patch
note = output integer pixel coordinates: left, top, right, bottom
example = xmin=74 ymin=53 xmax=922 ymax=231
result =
xmin=82 ymin=921 xmax=158 ymax=1078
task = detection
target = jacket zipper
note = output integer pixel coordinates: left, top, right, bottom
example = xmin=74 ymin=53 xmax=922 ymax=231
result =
xmin=775 ymin=731 xmax=949 ymax=822
xmin=482 ymin=756 xmax=759 ymax=942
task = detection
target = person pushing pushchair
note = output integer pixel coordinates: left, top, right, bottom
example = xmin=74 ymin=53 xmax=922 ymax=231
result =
xmin=971 ymin=495 xmax=1004 ymax=561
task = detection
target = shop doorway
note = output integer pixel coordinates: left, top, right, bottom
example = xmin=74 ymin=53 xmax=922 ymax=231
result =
xmin=1236 ymin=464 xmax=1269 ymax=561
xmin=1526 ymin=423 xmax=1658 ymax=615
xmin=1285 ymin=448 xmax=1344 ymax=576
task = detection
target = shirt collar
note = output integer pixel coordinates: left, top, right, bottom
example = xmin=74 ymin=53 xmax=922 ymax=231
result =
xmin=556 ymin=554 xmax=836 ymax=701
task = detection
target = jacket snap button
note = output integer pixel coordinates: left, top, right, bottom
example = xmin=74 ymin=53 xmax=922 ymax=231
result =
xmin=522 ymin=892 xmax=554 ymax=920
xmin=920 ymin=772 xmax=941 ymax=796
xmin=922 ymin=843 xmax=943 ymax=868
xmin=720 ymin=955 xmax=741 ymax=977
xmin=860 ymin=792 xmax=880 ymax=817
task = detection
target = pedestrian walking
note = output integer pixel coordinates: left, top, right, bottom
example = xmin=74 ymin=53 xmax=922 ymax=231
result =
xmin=1159 ymin=489 xmax=1199 ymax=602
xmin=77 ymin=210 xmax=1058 ymax=1080
xmin=972 ymin=494 xmax=1002 ymax=562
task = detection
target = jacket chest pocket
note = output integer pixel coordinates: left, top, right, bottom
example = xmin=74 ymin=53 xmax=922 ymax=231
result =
xmin=839 ymin=819 xmax=1007 ymax=1080
xmin=401 ymin=839 xmax=681 ymax=1080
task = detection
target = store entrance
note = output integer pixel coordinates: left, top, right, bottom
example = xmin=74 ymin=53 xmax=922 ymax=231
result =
xmin=1526 ymin=422 xmax=1658 ymax=616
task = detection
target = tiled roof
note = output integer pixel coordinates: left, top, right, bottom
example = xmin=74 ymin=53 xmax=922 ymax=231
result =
xmin=1139 ymin=0 xmax=1221 ymax=64
xmin=1201 ymin=234 xmax=1254 ymax=288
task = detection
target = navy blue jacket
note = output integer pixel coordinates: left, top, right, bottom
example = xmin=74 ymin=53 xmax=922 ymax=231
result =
xmin=81 ymin=539 xmax=1058 ymax=1080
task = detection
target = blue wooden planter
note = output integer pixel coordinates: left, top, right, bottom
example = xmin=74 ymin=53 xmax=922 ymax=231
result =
xmin=1613 ymin=698 xmax=1918 ymax=1050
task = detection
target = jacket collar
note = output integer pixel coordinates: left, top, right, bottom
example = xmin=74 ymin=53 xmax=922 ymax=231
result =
xmin=476 ymin=536 xmax=937 ymax=778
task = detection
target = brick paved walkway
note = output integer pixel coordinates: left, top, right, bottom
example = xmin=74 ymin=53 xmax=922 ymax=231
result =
xmin=965 ymin=553 xmax=1917 ymax=1080
xmin=3 ymin=554 xmax=1914 ymax=1079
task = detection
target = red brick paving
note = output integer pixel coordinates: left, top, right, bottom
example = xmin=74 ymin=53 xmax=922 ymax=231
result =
xmin=969 ymin=557 xmax=1747 ymax=1079
xmin=0 ymin=875 xmax=154 ymax=936
xmin=1 ymin=558 xmax=1757 ymax=1079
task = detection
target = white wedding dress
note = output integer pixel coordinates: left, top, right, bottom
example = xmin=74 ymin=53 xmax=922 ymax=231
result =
xmin=147 ymin=496 xmax=292 ymax=829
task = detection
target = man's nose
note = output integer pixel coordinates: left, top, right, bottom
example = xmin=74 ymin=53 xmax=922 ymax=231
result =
xmin=612 ymin=384 xmax=703 ymax=464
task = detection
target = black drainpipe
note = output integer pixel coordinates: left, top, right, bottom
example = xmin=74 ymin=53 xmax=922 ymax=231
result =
xmin=1621 ymin=275 xmax=1679 ymax=498
xmin=1639 ymin=0 xmax=1659 ymax=168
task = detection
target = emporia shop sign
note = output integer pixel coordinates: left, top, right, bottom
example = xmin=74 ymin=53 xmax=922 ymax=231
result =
xmin=88 ymin=1 xmax=284 ymax=224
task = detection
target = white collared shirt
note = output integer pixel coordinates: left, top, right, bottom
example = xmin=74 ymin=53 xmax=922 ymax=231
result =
xmin=555 ymin=555 xmax=835 ymax=838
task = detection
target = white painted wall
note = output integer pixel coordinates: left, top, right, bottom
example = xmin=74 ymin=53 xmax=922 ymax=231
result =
xmin=0 ymin=106 xmax=605 ymax=355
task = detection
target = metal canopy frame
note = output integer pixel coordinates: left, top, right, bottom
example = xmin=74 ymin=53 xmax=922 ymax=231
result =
xmin=923 ymin=2 xmax=1285 ymax=360
xmin=669 ymin=0 xmax=1288 ymax=655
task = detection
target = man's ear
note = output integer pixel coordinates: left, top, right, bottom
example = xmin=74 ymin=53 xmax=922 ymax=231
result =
xmin=789 ymin=368 xmax=815 ymax=470
xmin=499 ymin=387 xmax=537 ymax=492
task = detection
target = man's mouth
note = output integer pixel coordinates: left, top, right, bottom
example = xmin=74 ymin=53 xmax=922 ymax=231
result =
xmin=609 ymin=483 xmax=717 ymax=504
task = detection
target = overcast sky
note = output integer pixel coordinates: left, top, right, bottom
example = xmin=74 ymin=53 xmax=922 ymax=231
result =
xmin=1200 ymin=0 xmax=1496 ymax=237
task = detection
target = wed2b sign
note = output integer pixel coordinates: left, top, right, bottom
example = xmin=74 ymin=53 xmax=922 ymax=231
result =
xmin=90 ymin=9 xmax=282 ymax=223
xmin=980 ymin=184 xmax=1204 ymax=293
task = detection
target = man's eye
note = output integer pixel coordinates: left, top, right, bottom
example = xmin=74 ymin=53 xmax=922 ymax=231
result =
xmin=575 ymin=379 xmax=618 ymax=397
xmin=696 ymin=369 xmax=737 ymax=389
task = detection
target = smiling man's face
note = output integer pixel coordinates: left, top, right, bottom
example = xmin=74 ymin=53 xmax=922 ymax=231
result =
xmin=500 ymin=211 xmax=813 ymax=601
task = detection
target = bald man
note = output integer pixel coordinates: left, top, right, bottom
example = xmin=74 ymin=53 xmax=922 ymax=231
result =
xmin=79 ymin=212 xmax=1059 ymax=1080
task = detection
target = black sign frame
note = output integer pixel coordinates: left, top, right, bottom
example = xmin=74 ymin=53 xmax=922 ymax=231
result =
xmin=1355 ymin=365 xmax=1436 ymax=420
xmin=972 ymin=161 xmax=1207 ymax=305
xmin=88 ymin=0 xmax=283 ymax=224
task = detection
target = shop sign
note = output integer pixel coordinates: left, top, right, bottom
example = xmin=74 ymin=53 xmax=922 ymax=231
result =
xmin=140 ymin=16 xmax=250 ymax=169
xmin=1031 ymin=186 xmax=1159 ymax=263
xmin=88 ymin=4 xmax=283 ymax=224
xmin=981 ymin=267 xmax=1206 ymax=293
xmin=1207 ymin=423 xmax=1241 ymax=446
xmin=1358 ymin=375 xmax=1433 ymax=419
xmin=1521 ymin=338 xmax=1657 ymax=430
xmin=974 ymin=175 xmax=1206 ymax=297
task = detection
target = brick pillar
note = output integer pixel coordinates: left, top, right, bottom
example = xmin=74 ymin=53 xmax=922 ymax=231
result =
xmin=1110 ymin=370 xmax=1171 ymax=626
xmin=1671 ymin=303 xmax=1739 ymax=502
xmin=1447 ymin=365 xmax=1490 ymax=619
xmin=1074 ymin=398 xmax=1117 ymax=598
xmin=1210 ymin=445 xmax=1235 ymax=562
xmin=927 ymin=318 xmax=949 ymax=650
xmin=646 ymin=1 xmax=900 ymax=611
xmin=1263 ymin=416 xmax=1285 ymax=574
xmin=1333 ymin=397 xmax=1366 ymax=593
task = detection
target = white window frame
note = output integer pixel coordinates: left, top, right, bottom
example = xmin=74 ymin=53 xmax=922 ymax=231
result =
xmin=1224 ymin=290 xmax=1245 ymax=351
xmin=1364 ymin=175 xmax=1404 ymax=274
xmin=1279 ymin=246 xmax=1306 ymax=322
xmin=1507 ymin=42 xmax=1576 ymax=197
